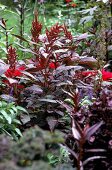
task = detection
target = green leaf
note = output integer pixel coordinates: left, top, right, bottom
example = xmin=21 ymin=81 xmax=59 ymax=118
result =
xmin=16 ymin=106 xmax=28 ymax=113
xmin=2 ymin=128 xmax=12 ymax=136
xmin=12 ymin=106 xmax=18 ymax=113
xmin=80 ymin=16 xmax=93 ymax=24
xmin=0 ymin=116 xmax=3 ymax=120
xmin=0 ymin=110 xmax=11 ymax=124
xmin=12 ymin=34 xmax=29 ymax=42
xmin=1 ymin=101 xmax=7 ymax=107
xmin=13 ymin=119 xmax=21 ymax=124
xmin=15 ymin=128 xmax=23 ymax=137
xmin=9 ymin=109 xmax=15 ymax=117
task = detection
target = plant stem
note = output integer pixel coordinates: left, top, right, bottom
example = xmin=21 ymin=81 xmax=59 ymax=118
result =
xmin=20 ymin=0 xmax=24 ymax=44
xmin=6 ymin=31 xmax=8 ymax=52
xmin=77 ymin=140 xmax=84 ymax=170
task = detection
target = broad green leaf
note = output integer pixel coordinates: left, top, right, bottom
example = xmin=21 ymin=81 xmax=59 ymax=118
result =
xmin=0 ymin=110 xmax=11 ymax=124
xmin=1 ymin=101 xmax=7 ymax=107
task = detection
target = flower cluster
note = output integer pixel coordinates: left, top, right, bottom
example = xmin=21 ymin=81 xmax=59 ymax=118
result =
xmin=7 ymin=46 xmax=17 ymax=70
xmin=82 ymin=69 xmax=112 ymax=81
xmin=5 ymin=66 xmax=25 ymax=78
xmin=46 ymin=23 xmax=63 ymax=43
xmin=3 ymin=46 xmax=26 ymax=95
xmin=3 ymin=45 xmax=26 ymax=94
xmin=31 ymin=11 xmax=42 ymax=43
xmin=65 ymin=0 xmax=77 ymax=8
xmin=63 ymin=24 xmax=73 ymax=40
xmin=49 ymin=62 xmax=59 ymax=69
xmin=5 ymin=46 xmax=26 ymax=79
xmin=46 ymin=23 xmax=73 ymax=43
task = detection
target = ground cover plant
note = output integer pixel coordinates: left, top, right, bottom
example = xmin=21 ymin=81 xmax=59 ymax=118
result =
xmin=0 ymin=0 xmax=112 ymax=170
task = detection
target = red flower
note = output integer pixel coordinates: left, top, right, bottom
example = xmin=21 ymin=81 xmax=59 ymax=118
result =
xmin=82 ymin=70 xmax=98 ymax=77
xmin=49 ymin=62 xmax=59 ymax=69
xmin=101 ymin=69 xmax=112 ymax=81
xmin=5 ymin=66 xmax=25 ymax=78
xmin=70 ymin=3 xmax=77 ymax=7
xmin=65 ymin=0 xmax=72 ymax=3
xmin=3 ymin=79 xmax=25 ymax=91
xmin=49 ymin=62 xmax=56 ymax=69
xmin=82 ymin=69 xmax=112 ymax=81
xmin=7 ymin=46 xmax=17 ymax=70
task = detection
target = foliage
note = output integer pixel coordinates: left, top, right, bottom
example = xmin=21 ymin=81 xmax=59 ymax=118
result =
xmin=0 ymin=0 xmax=112 ymax=170
xmin=0 ymin=100 xmax=27 ymax=139
xmin=79 ymin=0 xmax=112 ymax=60
xmin=0 ymin=126 xmax=68 ymax=170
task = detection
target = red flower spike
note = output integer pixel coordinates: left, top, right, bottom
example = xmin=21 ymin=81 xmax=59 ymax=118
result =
xmin=31 ymin=10 xmax=42 ymax=43
xmin=7 ymin=46 xmax=17 ymax=70
xmin=63 ymin=24 xmax=73 ymax=40
xmin=46 ymin=23 xmax=73 ymax=42
xmin=46 ymin=23 xmax=63 ymax=42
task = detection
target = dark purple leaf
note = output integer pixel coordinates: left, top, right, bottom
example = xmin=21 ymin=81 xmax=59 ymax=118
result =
xmin=65 ymin=145 xmax=78 ymax=160
xmin=85 ymin=149 xmax=106 ymax=152
xmin=22 ymin=71 xmax=37 ymax=80
xmin=47 ymin=117 xmax=58 ymax=131
xmin=38 ymin=99 xmax=57 ymax=103
xmin=108 ymin=100 xmax=112 ymax=107
xmin=0 ymin=94 xmax=16 ymax=102
xmin=85 ymin=121 xmax=104 ymax=140
xmin=0 ymin=62 xmax=9 ymax=76
xmin=55 ymin=65 xmax=83 ymax=74
xmin=72 ymin=119 xmax=81 ymax=140
xmin=57 ymin=100 xmax=73 ymax=114
xmin=76 ymin=33 xmax=89 ymax=40
xmin=26 ymin=85 xmax=43 ymax=94
xmin=7 ymin=78 xmax=18 ymax=84
xmin=78 ymin=56 xmax=98 ymax=68
xmin=83 ymin=156 xmax=106 ymax=166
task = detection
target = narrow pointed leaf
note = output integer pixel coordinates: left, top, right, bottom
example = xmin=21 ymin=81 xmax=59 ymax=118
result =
xmin=85 ymin=121 xmax=104 ymax=140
